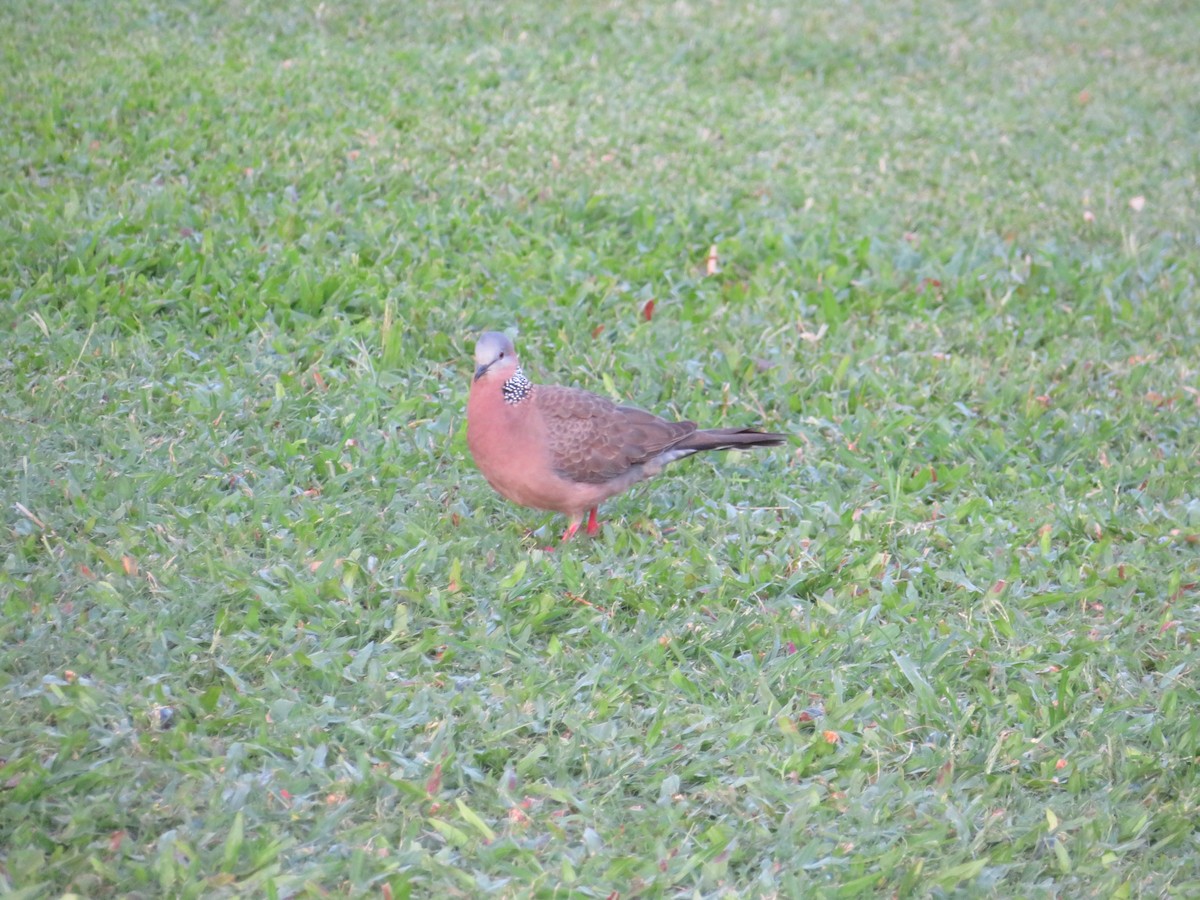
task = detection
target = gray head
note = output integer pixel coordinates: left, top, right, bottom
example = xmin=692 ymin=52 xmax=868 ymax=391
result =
xmin=473 ymin=331 xmax=519 ymax=382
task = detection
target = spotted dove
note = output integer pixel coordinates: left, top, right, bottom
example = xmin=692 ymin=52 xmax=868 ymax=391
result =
xmin=466 ymin=331 xmax=786 ymax=542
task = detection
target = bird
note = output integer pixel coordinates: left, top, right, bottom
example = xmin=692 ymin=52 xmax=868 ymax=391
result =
xmin=466 ymin=331 xmax=786 ymax=542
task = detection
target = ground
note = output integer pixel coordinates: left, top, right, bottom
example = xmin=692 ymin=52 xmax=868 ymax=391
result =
xmin=1 ymin=0 xmax=1198 ymax=896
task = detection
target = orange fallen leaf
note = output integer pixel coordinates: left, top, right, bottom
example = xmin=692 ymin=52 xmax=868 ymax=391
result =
xmin=936 ymin=759 xmax=954 ymax=786
xmin=705 ymin=244 xmax=719 ymax=276
xmin=1169 ymin=583 xmax=1197 ymax=602
xmin=425 ymin=763 xmax=443 ymax=798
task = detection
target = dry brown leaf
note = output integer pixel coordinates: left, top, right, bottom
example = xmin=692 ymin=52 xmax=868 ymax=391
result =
xmin=425 ymin=763 xmax=443 ymax=798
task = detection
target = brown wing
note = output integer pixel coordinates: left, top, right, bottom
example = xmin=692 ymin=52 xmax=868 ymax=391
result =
xmin=535 ymin=385 xmax=697 ymax=484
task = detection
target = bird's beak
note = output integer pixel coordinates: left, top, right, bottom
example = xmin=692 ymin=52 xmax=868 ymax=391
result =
xmin=474 ymin=362 xmax=492 ymax=381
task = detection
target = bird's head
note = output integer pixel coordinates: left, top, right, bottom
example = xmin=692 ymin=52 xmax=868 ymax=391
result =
xmin=473 ymin=331 xmax=520 ymax=383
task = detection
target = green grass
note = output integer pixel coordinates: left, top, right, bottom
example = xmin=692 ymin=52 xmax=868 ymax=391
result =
xmin=2 ymin=0 xmax=1199 ymax=896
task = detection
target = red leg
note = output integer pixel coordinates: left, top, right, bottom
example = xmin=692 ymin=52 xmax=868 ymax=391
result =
xmin=560 ymin=520 xmax=580 ymax=543
xmin=585 ymin=507 xmax=600 ymax=537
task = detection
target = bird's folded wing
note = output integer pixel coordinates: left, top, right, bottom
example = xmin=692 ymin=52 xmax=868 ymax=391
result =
xmin=537 ymin=385 xmax=697 ymax=484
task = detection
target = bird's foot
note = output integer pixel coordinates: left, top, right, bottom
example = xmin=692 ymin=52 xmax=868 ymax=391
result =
xmin=560 ymin=521 xmax=580 ymax=543
xmin=585 ymin=508 xmax=600 ymax=538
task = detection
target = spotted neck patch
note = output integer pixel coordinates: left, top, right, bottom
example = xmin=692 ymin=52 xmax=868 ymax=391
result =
xmin=502 ymin=367 xmax=532 ymax=405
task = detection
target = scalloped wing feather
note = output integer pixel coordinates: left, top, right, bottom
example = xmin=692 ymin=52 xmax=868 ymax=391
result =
xmin=536 ymin=385 xmax=697 ymax=484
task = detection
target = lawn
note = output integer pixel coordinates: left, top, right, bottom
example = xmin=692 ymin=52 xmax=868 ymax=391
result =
xmin=2 ymin=0 xmax=1199 ymax=896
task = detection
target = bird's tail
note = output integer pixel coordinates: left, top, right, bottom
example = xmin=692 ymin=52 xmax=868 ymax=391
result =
xmin=679 ymin=428 xmax=788 ymax=452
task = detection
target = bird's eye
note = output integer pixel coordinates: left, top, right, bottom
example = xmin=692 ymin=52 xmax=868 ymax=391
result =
xmin=499 ymin=352 xmax=505 ymax=359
